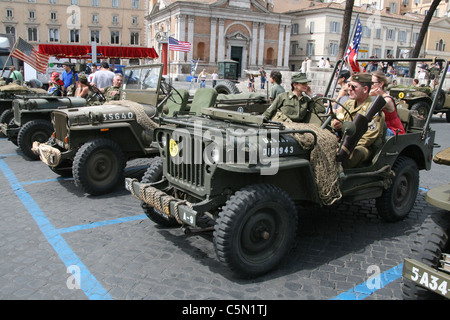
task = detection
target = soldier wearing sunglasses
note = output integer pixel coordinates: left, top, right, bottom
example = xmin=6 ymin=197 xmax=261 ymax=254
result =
xmin=332 ymin=73 xmax=385 ymax=168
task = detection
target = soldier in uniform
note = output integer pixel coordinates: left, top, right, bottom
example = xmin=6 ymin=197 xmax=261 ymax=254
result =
xmin=332 ymin=72 xmax=385 ymax=168
xmin=263 ymin=72 xmax=325 ymax=126
xmin=100 ymin=73 xmax=123 ymax=101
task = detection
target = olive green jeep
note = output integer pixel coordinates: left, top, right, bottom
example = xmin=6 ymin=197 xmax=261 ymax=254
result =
xmin=402 ymin=147 xmax=450 ymax=300
xmin=389 ymin=84 xmax=450 ymax=121
xmin=33 ymin=63 xmax=269 ymax=196
xmin=125 ymin=58 xmax=444 ymax=278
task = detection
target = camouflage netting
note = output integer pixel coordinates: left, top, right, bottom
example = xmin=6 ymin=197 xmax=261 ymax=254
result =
xmin=105 ymin=100 xmax=159 ymax=132
xmin=272 ymin=111 xmax=342 ymax=206
xmin=31 ymin=141 xmax=61 ymax=167
xmin=0 ymin=83 xmax=47 ymax=94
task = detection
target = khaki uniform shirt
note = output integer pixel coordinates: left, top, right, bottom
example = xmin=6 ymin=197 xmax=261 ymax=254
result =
xmin=103 ymin=85 xmax=121 ymax=102
xmin=263 ymin=91 xmax=325 ymax=126
xmin=337 ymin=96 xmax=385 ymax=149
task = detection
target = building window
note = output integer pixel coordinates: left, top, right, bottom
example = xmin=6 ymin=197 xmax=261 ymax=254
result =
xmin=389 ymin=2 xmax=398 ymax=14
xmin=112 ymin=0 xmax=119 ymax=8
xmin=29 ymin=11 xmax=36 ymax=20
xmin=49 ymin=28 xmax=59 ymax=42
xmin=375 ymin=28 xmax=381 ymax=39
xmin=309 ymin=21 xmax=314 ymax=33
xmin=291 ymin=23 xmax=299 ymax=35
xmin=306 ymin=42 xmax=315 ymax=56
xmin=330 ymin=21 xmax=340 ymax=34
xmin=398 ymin=31 xmax=407 ymax=42
xmin=28 ymin=27 xmax=38 ymax=41
xmin=111 ymin=31 xmax=120 ymax=44
xmin=70 ymin=29 xmax=80 ymax=43
xmin=112 ymin=15 xmax=119 ymax=25
xmin=130 ymin=32 xmax=139 ymax=45
xmin=386 ymin=29 xmax=395 ymax=40
xmin=131 ymin=0 xmax=139 ymax=9
xmin=436 ymin=39 xmax=446 ymax=51
xmin=6 ymin=9 xmax=13 ymax=19
xmin=92 ymin=0 xmax=99 ymax=6
xmin=412 ymin=32 xmax=419 ymax=43
xmin=91 ymin=30 xmax=100 ymax=43
xmin=132 ymin=16 xmax=138 ymax=25
xmin=49 ymin=0 xmax=57 ymax=3
xmin=71 ymin=0 xmax=78 ymax=4
xmin=362 ymin=26 xmax=371 ymax=38
xmin=329 ymin=42 xmax=338 ymax=57
xmin=50 ymin=12 xmax=57 ymax=21
xmin=92 ymin=14 xmax=99 ymax=24
xmin=6 ymin=26 xmax=15 ymax=36
xmin=28 ymin=0 xmax=36 ymax=2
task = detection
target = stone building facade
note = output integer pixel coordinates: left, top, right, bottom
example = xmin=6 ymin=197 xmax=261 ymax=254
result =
xmin=147 ymin=0 xmax=292 ymax=79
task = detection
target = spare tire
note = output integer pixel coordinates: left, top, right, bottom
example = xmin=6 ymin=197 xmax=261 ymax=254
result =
xmin=214 ymin=80 xmax=240 ymax=94
xmin=431 ymin=89 xmax=446 ymax=110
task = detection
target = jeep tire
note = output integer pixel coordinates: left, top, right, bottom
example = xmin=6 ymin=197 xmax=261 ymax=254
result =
xmin=376 ymin=156 xmax=419 ymax=222
xmin=411 ymin=101 xmax=430 ymax=119
xmin=402 ymin=211 xmax=449 ymax=300
xmin=214 ymin=80 xmax=240 ymax=95
xmin=17 ymin=119 xmax=53 ymax=160
xmin=140 ymin=157 xmax=179 ymax=227
xmin=73 ymin=138 xmax=126 ymax=196
xmin=0 ymin=109 xmax=14 ymax=125
xmin=213 ymin=184 xmax=298 ymax=278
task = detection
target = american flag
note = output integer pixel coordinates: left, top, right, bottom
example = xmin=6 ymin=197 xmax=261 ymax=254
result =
xmin=11 ymin=37 xmax=50 ymax=74
xmin=168 ymin=36 xmax=191 ymax=52
xmin=344 ymin=18 xmax=362 ymax=73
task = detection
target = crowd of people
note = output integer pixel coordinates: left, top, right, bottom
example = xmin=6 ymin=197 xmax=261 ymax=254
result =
xmin=40 ymin=61 xmax=121 ymax=103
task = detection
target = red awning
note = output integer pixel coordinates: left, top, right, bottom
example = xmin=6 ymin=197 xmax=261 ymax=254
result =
xmin=38 ymin=44 xmax=158 ymax=59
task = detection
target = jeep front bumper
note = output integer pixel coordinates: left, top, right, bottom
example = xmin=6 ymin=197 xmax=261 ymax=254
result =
xmin=402 ymin=258 xmax=450 ymax=299
xmin=125 ymin=177 xmax=199 ymax=226
xmin=32 ymin=141 xmax=62 ymax=167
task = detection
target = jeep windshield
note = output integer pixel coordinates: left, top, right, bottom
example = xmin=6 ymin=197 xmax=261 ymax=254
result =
xmin=121 ymin=63 xmax=164 ymax=106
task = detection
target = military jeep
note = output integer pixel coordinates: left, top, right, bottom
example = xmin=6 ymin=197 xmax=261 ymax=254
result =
xmin=0 ymin=83 xmax=49 ymax=137
xmin=402 ymin=147 xmax=450 ymax=299
xmin=33 ymin=63 xmax=270 ymax=196
xmin=125 ymin=58 xmax=444 ymax=278
xmin=390 ymin=85 xmax=450 ymax=121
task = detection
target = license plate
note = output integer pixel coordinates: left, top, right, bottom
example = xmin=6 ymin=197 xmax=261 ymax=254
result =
xmin=403 ymin=258 xmax=450 ymax=299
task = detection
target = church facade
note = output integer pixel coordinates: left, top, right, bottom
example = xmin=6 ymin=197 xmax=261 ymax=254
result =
xmin=147 ymin=0 xmax=292 ymax=78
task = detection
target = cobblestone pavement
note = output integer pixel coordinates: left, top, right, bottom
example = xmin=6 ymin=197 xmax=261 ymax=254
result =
xmin=0 ymin=116 xmax=449 ymax=303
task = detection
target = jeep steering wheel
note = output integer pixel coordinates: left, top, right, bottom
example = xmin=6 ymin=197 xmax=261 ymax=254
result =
xmin=89 ymin=85 xmax=106 ymax=103
xmin=160 ymin=80 xmax=184 ymax=105
xmin=321 ymin=97 xmax=353 ymax=123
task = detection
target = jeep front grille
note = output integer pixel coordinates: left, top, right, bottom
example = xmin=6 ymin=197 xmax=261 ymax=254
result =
xmin=166 ymin=138 xmax=206 ymax=188
xmin=53 ymin=113 xmax=68 ymax=143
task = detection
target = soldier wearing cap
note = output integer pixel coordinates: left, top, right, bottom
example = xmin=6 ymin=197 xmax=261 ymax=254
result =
xmin=262 ymin=72 xmax=325 ymax=125
xmin=332 ymin=72 xmax=385 ymax=168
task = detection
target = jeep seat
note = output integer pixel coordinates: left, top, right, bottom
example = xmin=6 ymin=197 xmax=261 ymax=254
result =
xmin=189 ymin=88 xmax=218 ymax=115
xmin=396 ymin=107 xmax=411 ymax=132
xmin=164 ymin=89 xmax=189 ymax=116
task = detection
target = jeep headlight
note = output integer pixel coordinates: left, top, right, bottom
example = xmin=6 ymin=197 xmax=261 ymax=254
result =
xmin=157 ymin=131 xmax=167 ymax=148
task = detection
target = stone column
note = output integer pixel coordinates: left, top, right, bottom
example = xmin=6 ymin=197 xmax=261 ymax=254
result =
xmin=277 ymin=24 xmax=285 ymax=67
xmin=283 ymin=24 xmax=291 ymax=69
xmin=187 ymin=15 xmax=194 ymax=62
xmin=257 ymin=23 xmax=265 ymax=66
xmin=250 ymin=22 xmax=258 ymax=67
xmin=218 ymin=18 xmax=225 ymax=61
xmin=209 ymin=18 xmax=217 ymax=63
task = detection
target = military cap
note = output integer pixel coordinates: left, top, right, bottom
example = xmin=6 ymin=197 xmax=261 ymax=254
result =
xmin=78 ymin=74 xmax=87 ymax=83
xmin=349 ymin=72 xmax=372 ymax=83
xmin=291 ymin=73 xmax=311 ymax=84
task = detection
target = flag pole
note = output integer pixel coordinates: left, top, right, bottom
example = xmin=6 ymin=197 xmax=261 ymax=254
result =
xmin=343 ymin=13 xmax=360 ymax=75
xmin=329 ymin=13 xmax=360 ymax=101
